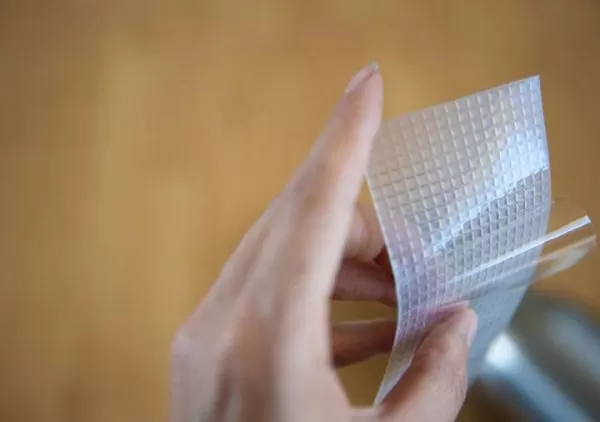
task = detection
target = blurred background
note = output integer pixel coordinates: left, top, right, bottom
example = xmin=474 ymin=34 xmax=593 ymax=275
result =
xmin=1 ymin=1 xmax=599 ymax=421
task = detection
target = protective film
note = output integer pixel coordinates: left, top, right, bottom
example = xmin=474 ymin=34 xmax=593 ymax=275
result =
xmin=366 ymin=76 xmax=595 ymax=402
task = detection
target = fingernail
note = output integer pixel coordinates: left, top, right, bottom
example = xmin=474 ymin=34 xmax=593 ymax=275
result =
xmin=464 ymin=310 xmax=478 ymax=347
xmin=345 ymin=62 xmax=379 ymax=93
xmin=448 ymin=309 xmax=478 ymax=347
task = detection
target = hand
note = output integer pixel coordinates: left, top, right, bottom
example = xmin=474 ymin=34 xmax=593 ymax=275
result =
xmin=171 ymin=63 xmax=477 ymax=422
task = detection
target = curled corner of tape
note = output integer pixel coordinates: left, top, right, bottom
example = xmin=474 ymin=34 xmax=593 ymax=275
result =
xmin=367 ymin=76 xmax=595 ymax=401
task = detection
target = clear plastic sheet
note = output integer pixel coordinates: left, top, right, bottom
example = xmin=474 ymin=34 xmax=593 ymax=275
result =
xmin=366 ymin=76 xmax=596 ymax=402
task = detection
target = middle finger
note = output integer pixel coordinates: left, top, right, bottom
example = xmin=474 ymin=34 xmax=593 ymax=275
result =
xmin=333 ymin=260 xmax=396 ymax=307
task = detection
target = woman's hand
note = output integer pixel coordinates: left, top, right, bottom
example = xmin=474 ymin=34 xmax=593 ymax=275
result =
xmin=171 ymin=63 xmax=477 ymax=422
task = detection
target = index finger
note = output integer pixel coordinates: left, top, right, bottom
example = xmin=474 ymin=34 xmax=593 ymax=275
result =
xmin=282 ymin=63 xmax=383 ymax=300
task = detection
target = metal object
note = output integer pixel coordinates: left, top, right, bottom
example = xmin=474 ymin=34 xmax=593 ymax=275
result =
xmin=470 ymin=293 xmax=600 ymax=421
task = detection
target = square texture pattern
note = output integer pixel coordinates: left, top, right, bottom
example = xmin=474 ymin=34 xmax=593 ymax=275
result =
xmin=367 ymin=76 xmax=552 ymax=401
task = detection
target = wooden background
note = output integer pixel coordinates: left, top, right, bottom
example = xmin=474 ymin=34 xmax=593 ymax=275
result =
xmin=1 ymin=1 xmax=599 ymax=421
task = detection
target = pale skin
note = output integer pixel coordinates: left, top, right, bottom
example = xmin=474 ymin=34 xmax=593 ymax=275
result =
xmin=171 ymin=63 xmax=478 ymax=422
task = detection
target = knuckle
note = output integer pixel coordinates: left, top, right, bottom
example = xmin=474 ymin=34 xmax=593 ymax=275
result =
xmin=286 ymin=175 xmax=332 ymax=224
xmin=170 ymin=328 xmax=192 ymax=360
xmin=289 ymin=153 xmax=353 ymax=212
xmin=171 ymin=304 xmax=279 ymax=373
xmin=417 ymin=333 xmax=455 ymax=365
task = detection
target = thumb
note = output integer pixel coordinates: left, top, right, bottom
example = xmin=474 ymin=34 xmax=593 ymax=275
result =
xmin=378 ymin=308 xmax=477 ymax=422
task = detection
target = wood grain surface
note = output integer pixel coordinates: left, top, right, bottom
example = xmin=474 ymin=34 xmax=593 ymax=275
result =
xmin=1 ymin=1 xmax=599 ymax=421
